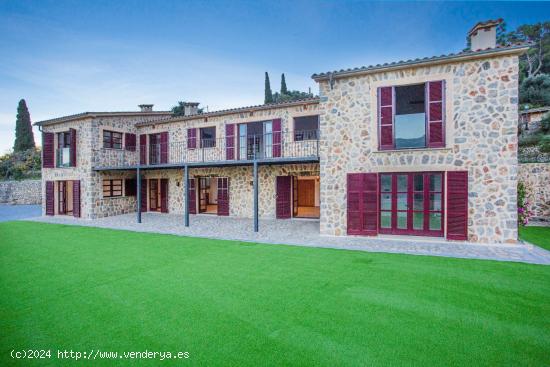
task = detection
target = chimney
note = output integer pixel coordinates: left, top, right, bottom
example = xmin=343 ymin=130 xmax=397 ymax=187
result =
xmin=468 ymin=19 xmax=503 ymax=51
xmin=184 ymin=102 xmax=200 ymax=116
xmin=138 ymin=104 xmax=154 ymax=112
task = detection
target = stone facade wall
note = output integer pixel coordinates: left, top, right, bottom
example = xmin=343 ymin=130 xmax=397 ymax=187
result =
xmin=318 ymin=55 xmax=520 ymax=243
xmin=0 ymin=179 xmax=42 ymax=204
xmin=142 ymin=163 xmax=319 ymax=218
xmin=518 ymin=163 xmax=550 ymax=221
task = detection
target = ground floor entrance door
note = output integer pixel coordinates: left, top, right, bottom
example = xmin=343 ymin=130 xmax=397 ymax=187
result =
xmin=379 ymin=172 xmax=444 ymax=237
xmin=149 ymin=179 xmax=160 ymax=212
xmin=57 ymin=181 xmax=73 ymax=215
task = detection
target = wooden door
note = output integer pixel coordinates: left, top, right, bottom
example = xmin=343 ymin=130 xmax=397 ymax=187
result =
xmin=149 ymin=179 xmax=159 ymax=211
xmin=276 ymin=176 xmax=292 ymax=219
xmin=58 ymin=181 xmax=67 ymax=214
xmin=297 ymin=179 xmax=315 ymax=207
xmin=188 ymin=178 xmax=197 ymax=214
xmin=160 ymin=179 xmax=168 ymax=213
xmin=347 ymin=173 xmax=378 ymax=236
xmin=217 ymin=177 xmax=229 ymax=216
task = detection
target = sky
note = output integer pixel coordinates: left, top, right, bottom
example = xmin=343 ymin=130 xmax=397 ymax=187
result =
xmin=0 ymin=0 xmax=549 ymax=153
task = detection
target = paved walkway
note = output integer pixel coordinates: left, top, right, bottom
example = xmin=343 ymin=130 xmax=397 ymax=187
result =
xmin=0 ymin=204 xmax=41 ymax=222
xmin=28 ymin=213 xmax=550 ymax=265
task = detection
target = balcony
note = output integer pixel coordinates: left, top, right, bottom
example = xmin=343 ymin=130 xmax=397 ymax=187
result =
xmin=94 ymin=130 xmax=320 ymax=169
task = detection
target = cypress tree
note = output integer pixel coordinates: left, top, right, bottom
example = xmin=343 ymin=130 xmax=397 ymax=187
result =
xmin=281 ymin=73 xmax=288 ymax=95
xmin=13 ymin=99 xmax=35 ymax=152
xmin=264 ymin=72 xmax=273 ymax=104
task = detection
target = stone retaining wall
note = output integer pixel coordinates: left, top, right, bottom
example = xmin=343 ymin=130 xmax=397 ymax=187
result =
xmin=0 ymin=179 xmax=42 ymax=205
xmin=518 ymin=163 xmax=550 ymax=221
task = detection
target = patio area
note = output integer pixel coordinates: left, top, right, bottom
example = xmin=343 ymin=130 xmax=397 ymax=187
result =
xmin=29 ymin=213 xmax=550 ymax=265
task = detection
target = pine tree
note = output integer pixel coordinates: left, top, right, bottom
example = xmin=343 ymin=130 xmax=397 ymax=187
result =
xmin=281 ymin=73 xmax=288 ymax=95
xmin=13 ymin=99 xmax=35 ymax=152
xmin=264 ymin=72 xmax=273 ymax=104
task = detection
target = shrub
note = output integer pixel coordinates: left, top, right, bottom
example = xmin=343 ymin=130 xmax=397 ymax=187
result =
xmin=538 ymin=135 xmax=550 ymax=153
xmin=0 ymin=148 xmax=41 ymax=181
xmin=517 ymin=182 xmax=533 ymax=226
xmin=519 ymin=132 xmax=543 ymax=147
xmin=541 ymin=113 xmax=550 ymax=134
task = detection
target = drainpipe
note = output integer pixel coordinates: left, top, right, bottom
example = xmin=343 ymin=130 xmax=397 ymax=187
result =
xmin=184 ymin=164 xmax=189 ymax=227
xmin=253 ymin=160 xmax=259 ymax=232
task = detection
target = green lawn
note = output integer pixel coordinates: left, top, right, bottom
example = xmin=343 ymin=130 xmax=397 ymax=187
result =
xmin=1 ymin=222 xmax=549 ymax=366
xmin=520 ymin=225 xmax=550 ymax=251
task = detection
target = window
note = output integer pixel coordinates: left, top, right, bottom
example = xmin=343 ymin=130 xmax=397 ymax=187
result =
xmin=103 ymin=179 xmax=123 ymax=197
xmin=56 ymin=131 xmax=72 ymax=167
xmin=294 ymin=116 xmax=319 ymax=141
xmin=200 ymin=127 xmax=216 ymax=148
xmin=395 ymin=84 xmax=426 ymax=149
xmin=103 ymin=130 xmax=123 ymax=149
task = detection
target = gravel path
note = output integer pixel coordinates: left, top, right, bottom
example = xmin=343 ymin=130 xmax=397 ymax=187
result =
xmin=27 ymin=213 xmax=550 ymax=265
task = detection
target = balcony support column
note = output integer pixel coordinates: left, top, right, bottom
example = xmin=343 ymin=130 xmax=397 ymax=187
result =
xmin=253 ymin=160 xmax=259 ymax=232
xmin=184 ymin=165 xmax=189 ymax=227
xmin=136 ymin=167 xmax=142 ymax=224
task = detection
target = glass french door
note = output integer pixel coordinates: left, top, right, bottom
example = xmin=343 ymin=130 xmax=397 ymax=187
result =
xmin=379 ymin=172 xmax=444 ymax=236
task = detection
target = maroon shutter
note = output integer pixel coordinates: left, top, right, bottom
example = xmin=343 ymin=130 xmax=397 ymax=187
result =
xmin=347 ymin=173 xmax=378 ymax=236
xmin=125 ymin=178 xmax=136 ymax=196
xmin=225 ymin=124 xmax=235 ymax=160
xmin=276 ymin=176 xmax=292 ymax=218
xmin=140 ymin=179 xmax=148 ymax=212
xmin=446 ymin=171 xmax=468 ymax=240
xmin=125 ymin=133 xmax=136 ymax=151
xmin=217 ymin=177 xmax=230 ymax=216
xmin=160 ymin=132 xmax=169 ymax=164
xmin=188 ymin=178 xmax=196 ymax=214
xmin=139 ymin=135 xmax=147 ymax=164
xmin=72 ymin=180 xmax=81 ymax=218
xmin=427 ymin=80 xmax=445 ymax=148
xmin=187 ymin=128 xmax=197 ymax=149
xmin=272 ymin=119 xmax=282 ymax=158
xmin=45 ymin=181 xmax=54 ymax=215
xmin=69 ymin=128 xmax=77 ymax=167
xmin=42 ymin=132 xmax=54 ymax=168
xmin=160 ymin=178 xmax=169 ymax=213
xmin=378 ymin=87 xmax=394 ymax=150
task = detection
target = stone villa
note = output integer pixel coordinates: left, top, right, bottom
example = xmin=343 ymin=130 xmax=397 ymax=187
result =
xmin=35 ymin=20 xmax=529 ymax=243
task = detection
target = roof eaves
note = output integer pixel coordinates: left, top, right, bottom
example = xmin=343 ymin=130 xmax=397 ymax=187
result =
xmin=311 ymin=43 xmax=530 ymax=81
xmin=34 ymin=111 xmax=172 ymax=126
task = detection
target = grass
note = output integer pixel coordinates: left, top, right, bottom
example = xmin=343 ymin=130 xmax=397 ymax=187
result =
xmin=1 ymin=221 xmax=549 ymax=366
xmin=520 ymin=225 xmax=550 ymax=251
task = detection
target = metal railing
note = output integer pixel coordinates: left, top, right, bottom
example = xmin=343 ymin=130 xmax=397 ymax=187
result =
xmin=93 ymin=130 xmax=320 ymax=168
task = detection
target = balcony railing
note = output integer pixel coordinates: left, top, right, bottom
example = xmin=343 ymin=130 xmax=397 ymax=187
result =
xmin=94 ymin=130 xmax=319 ymax=168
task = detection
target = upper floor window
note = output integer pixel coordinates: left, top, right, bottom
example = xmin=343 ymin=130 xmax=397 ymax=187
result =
xmin=294 ymin=116 xmax=319 ymax=141
xmin=379 ymin=81 xmax=445 ymax=150
xmin=56 ymin=131 xmax=73 ymax=167
xmin=200 ymin=127 xmax=216 ymax=148
xmin=103 ymin=130 xmax=123 ymax=149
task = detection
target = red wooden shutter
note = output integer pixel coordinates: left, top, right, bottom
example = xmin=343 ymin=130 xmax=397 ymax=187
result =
xmin=446 ymin=171 xmax=468 ymax=240
xmin=272 ymin=118 xmax=282 ymax=158
xmin=160 ymin=178 xmax=169 ymax=213
xmin=187 ymin=128 xmax=197 ymax=149
xmin=188 ymin=178 xmax=196 ymax=214
xmin=139 ymin=135 xmax=147 ymax=165
xmin=225 ymin=124 xmax=235 ymax=160
xmin=45 ymin=181 xmax=54 ymax=215
xmin=276 ymin=176 xmax=292 ymax=218
xmin=217 ymin=177 xmax=230 ymax=216
xmin=69 ymin=128 xmax=77 ymax=167
xmin=427 ymin=80 xmax=445 ymax=148
xmin=140 ymin=179 xmax=148 ymax=212
xmin=42 ymin=132 xmax=54 ymax=168
xmin=378 ymin=87 xmax=394 ymax=150
xmin=347 ymin=173 xmax=378 ymax=236
xmin=72 ymin=180 xmax=81 ymax=218
xmin=125 ymin=133 xmax=136 ymax=151
xmin=160 ymin=132 xmax=169 ymax=164
xmin=125 ymin=178 xmax=136 ymax=196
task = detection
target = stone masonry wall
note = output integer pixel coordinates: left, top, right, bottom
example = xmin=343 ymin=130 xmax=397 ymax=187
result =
xmin=518 ymin=163 xmax=550 ymax=221
xmin=0 ymin=179 xmax=41 ymax=204
xmin=318 ymin=54 xmax=520 ymax=243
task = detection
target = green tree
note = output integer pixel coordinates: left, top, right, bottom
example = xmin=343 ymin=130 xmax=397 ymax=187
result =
xmin=264 ymin=72 xmax=273 ymax=104
xmin=171 ymin=101 xmax=203 ymax=117
xmin=520 ymin=74 xmax=550 ymax=107
xmin=13 ymin=99 xmax=35 ymax=152
xmin=280 ymin=73 xmax=288 ymax=95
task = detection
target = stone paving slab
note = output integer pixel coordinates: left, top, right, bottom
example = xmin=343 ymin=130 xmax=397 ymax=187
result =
xmin=27 ymin=213 xmax=550 ymax=265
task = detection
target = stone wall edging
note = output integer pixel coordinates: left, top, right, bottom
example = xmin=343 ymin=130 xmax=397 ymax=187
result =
xmin=0 ymin=179 xmax=42 ymax=205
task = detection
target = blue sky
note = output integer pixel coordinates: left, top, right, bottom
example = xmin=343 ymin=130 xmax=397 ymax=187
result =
xmin=0 ymin=0 xmax=549 ymax=153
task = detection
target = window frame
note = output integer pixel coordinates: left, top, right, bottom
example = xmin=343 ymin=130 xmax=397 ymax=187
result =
xmin=102 ymin=179 xmax=123 ymax=198
xmin=293 ymin=115 xmax=320 ymax=141
xmin=200 ymin=126 xmax=216 ymax=148
xmin=103 ymin=130 xmax=123 ymax=150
